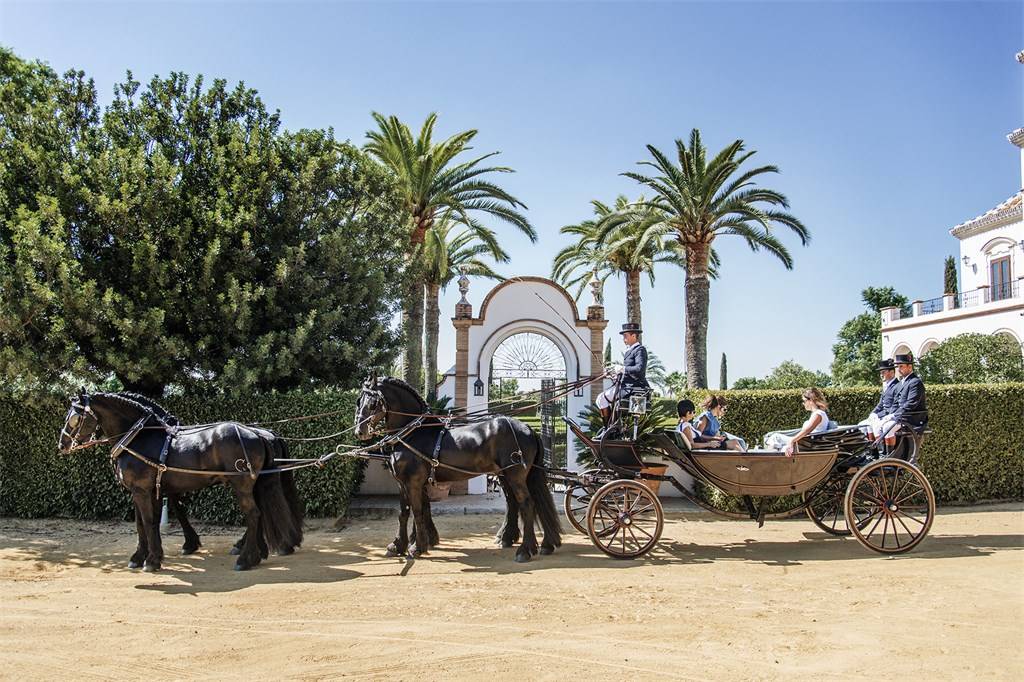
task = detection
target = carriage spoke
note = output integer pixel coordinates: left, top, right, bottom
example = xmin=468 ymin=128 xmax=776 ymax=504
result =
xmin=632 ymin=524 xmax=654 ymax=540
xmin=863 ymin=512 xmax=885 ymax=540
xmin=894 ymin=486 xmax=927 ymax=506
xmin=892 ymin=512 xmax=915 ymax=539
xmin=894 ymin=510 xmax=926 ymax=526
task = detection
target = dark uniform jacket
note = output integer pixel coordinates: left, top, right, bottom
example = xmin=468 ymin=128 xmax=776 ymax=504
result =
xmin=872 ymin=377 xmax=900 ymax=417
xmin=621 ymin=343 xmax=649 ymax=392
xmin=891 ymin=373 xmax=928 ymax=429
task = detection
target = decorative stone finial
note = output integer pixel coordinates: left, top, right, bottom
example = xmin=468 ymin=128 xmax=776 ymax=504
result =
xmin=457 ymin=270 xmax=470 ymax=304
xmin=589 ymin=270 xmax=604 ymax=306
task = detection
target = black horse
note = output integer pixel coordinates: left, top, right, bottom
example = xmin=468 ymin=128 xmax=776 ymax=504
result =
xmin=58 ymin=391 xmax=303 ymax=571
xmin=111 ymin=392 xmax=298 ymax=559
xmin=355 ymin=377 xmax=561 ymax=563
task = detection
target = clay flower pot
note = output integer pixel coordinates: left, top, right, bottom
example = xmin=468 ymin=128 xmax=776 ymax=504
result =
xmin=426 ymin=481 xmax=452 ymax=501
xmin=639 ymin=464 xmax=668 ymax=495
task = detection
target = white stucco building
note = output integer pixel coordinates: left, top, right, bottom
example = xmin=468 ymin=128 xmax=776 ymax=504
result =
xmin=881 ymin=53 xmax=1024 ymax=359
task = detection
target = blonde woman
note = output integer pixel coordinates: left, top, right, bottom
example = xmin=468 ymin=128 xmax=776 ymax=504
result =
xmin=763 ymin=388 xmax=831 ymax=456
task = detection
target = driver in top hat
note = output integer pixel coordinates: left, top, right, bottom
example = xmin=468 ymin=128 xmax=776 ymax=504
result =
xmin=595 ymin=322 xmax=649 ymax=424
xmin=859 ymin=358 xmax=900 ymax=440
xmin=877 ymin=352 xmax=928 ymax=446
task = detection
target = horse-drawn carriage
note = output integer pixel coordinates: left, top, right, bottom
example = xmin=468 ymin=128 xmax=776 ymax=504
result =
xmin=58 ymin=374 xmax=935 ymax=571
xmin=548 ymin=388 xmax=936 ymax=558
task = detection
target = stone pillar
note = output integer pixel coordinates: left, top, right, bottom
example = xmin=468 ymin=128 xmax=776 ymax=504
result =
xmin=586 ymin=304 xmax=607 ymax=405
xmin=879 ymin=306 xmax=899 ymax=325
xmin=911 ymin=300 xmax=923 ymax=317
xmin=453 ymin=273 xmax=473 ymax=410
xmin=978 ymin=285 xmax=991 ymax=304
xmin=943 ymin=293 xmax=956 ymax=311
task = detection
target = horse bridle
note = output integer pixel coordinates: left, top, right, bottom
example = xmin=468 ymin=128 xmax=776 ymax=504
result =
xmin=60 ymin=396 xmax=105 ymax=452
xmin=358 ymin=385 xmax=389 ymax=436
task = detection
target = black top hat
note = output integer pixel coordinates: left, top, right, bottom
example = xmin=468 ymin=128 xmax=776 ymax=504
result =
xmin=893 ymin=353 xmax=915 ymax=366
xmin=876 ymin=359 xmax=895 ymax=371
xmin=619 ymin=322 xmax=642 ymax=335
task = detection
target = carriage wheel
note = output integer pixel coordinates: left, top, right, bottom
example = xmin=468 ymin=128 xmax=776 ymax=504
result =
xmin=586 ymin=479 xmax=663 ymax=559
xmin=803 ymin=475 xmax=853 ymax=536
xmin=844 ymin=459 xmax=935 ymax=555
xmin=563 ymin=471 xmax=602 ymax=534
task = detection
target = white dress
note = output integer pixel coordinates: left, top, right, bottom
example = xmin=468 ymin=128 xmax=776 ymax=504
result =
xmin=764 ymin=409 xmax=830 ymax=451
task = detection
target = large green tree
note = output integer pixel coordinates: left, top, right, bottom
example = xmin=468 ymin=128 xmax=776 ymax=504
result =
xmin=918 ymin=333 xmax=1024 ymax=384
xmin=622 ymin=130 xmax=809 ymax=388
xmin=733 ymin=360 xmax=831 ymax=390
xmin=422 ymin=216 xmax=506 ymax=399
xmin=831 ymin=286 xmax=909 ymax=386
xmin=365 ymin=113 xmax=534 ymax=394
xmin=1 ymin=51 xmax=407 ymax=397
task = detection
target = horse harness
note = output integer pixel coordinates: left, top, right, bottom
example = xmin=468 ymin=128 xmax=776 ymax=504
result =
xmin=101 ymin=408 xmax=261 ymax=499
xmin=390 ymin=417 xmax=527 ymax=485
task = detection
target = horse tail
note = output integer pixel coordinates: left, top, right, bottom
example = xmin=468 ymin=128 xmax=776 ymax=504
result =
xmin=255 ymin=437 xmax=304 ymax=554
xmin=277 ymin=439 xmax=304 ymax=548
xmin=527 ymin=432 xmax=562 ymax=548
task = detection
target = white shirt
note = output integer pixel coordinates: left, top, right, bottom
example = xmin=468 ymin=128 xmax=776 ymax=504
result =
xmin=804 ymin=409 xmax=829 ymax=434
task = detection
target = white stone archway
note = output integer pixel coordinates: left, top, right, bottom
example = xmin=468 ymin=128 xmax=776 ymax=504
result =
xmin=436 ymin=276 xmax=609 ymax=493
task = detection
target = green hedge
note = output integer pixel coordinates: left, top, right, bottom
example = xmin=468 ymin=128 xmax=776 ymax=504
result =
xmin=660 ymin=383 xmax=1024 ymax=504
xmin=0 ymin=391 xmax=364 ymax=523
xmin=1 ymin=384 xmax=1020 ymax=523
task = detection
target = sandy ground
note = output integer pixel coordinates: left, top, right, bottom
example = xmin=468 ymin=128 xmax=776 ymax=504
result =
xmin=1 ymin=504 xmax=1022 ymax=681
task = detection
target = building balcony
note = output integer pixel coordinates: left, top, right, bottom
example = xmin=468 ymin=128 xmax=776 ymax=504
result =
xmin=882 ymin=279 xmax=1022 ymax=329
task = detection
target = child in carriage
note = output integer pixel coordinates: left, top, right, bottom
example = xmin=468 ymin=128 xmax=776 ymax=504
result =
xmin=763 ymin=388 xmax=832 ymax=456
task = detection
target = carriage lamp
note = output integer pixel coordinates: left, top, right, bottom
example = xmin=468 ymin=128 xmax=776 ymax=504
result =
xmin=473 ymin=378 xmax=484 ymax=397
xmin=628 ymin=393 xmax=648 ymax=415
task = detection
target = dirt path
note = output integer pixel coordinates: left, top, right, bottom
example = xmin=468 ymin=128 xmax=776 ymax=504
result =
xmin=2 ymin=505 xmax=1021 ymax=680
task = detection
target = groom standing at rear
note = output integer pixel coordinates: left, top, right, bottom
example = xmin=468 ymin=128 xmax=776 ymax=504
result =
xmin=596 ymin=322 xmax=649 ymax=423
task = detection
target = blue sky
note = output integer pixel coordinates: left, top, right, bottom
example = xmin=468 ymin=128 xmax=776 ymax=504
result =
xmin=2 ymin=0 xmax=1021 ymax=385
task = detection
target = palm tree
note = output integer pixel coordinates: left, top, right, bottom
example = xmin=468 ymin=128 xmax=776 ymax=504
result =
xmin=552 ymin=196 xmax=690 ymax=329
xmin=622 ymin=129 xmax=809 ymax=388
xmin=365 ymin=113 xmax=535 ymax=393
xmin=422 ymin=216 xmax=507 ymax=399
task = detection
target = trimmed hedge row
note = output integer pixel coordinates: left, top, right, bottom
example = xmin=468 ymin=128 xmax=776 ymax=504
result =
xmin=659 ymin=383 xmax=1024 ymax=504
xmin=0 ymin=391 xmax=364 ymax=523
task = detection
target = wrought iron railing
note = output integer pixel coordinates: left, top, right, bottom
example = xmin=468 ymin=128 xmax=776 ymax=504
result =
xmin=919 ymin=297 xmax=944 ymax=315
xmin=991 ymin=279 xmax=1020 ymax=302
xmin=956 ymin=289 xmax=980 ymax=309
xmin=891 ymin=281 xmax=1022 ymax=322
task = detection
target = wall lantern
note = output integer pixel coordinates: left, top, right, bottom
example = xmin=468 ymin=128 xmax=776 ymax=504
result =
xmin=473 ymin=378 xmax=484 ymax=397
xmin=573 ymin=384 xmax=584 ymax=397
xmin=961 ymin=255 xmax=971 ymax=265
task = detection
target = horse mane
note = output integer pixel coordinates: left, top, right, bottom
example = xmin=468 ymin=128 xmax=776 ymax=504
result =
xmin=94 ymin=392 xmax=156 ymax=418
xmin=379 ymin=377 xmax=434 ymax=418
xmin=116 ymin=392 xmax=178 ymax=422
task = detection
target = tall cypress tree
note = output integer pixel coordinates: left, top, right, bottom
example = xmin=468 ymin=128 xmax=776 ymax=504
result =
xmin=944 ymin=255 xmax=958 ymax=295
xmin=720 ymin=353 xmax=728 ymax=390
xmin=604 ymin=339 xmax=612 ymax=364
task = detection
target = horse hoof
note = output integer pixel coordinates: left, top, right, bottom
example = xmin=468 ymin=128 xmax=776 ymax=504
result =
xmin=127 ymin=560 xmax=142 ymax=569
xmin=229 ymin=546 xmax=241 ymax=556
xmin=540 ymin=546 xmax=554 ymax=555
xmin=500 ymin=540 xmax=514 ymax=549
xmin=181 ymin=546 xmax=199 ymax=556
xmin=234 ymin=563 xmax=250 ymax=571
xmin=143 ymin=564 xmax=159 ymax=573
xmin=276 ymin=547 xmax=294 ymax=556
xmin=514 ymin=553 xmax=531 ymax=563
